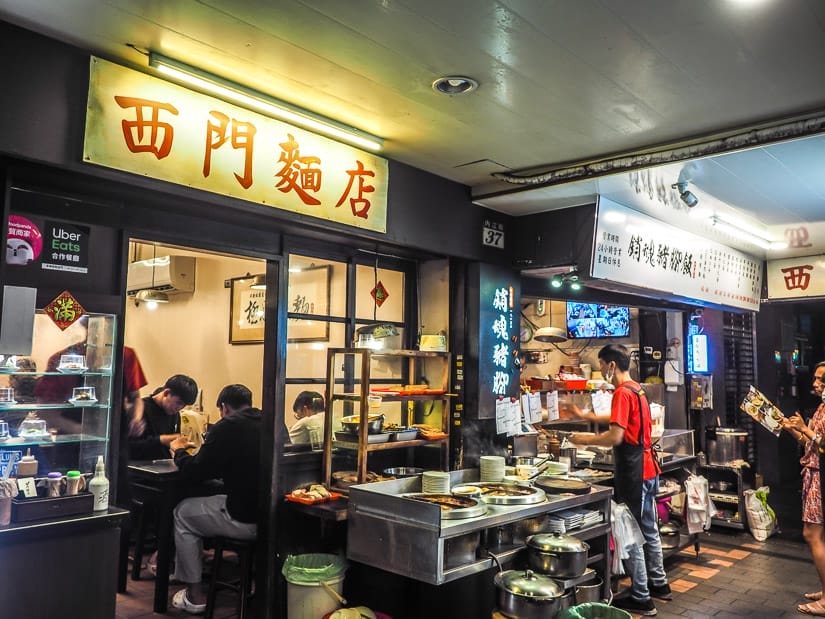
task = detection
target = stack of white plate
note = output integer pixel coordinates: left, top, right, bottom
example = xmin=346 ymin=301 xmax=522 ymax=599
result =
xmin=422 ymin=471 xmax=451 ymax=494
xmin=479 ymin=455 xmax=506 ymax=482
xmin=544 ymin=461 xmax=569 ymax=476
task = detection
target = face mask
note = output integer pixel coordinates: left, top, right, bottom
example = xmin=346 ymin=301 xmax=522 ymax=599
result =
xmin=820 ymin=390 xmax=825 ymax=404
xmin=605 ymin=365 xmax=615 ymax=384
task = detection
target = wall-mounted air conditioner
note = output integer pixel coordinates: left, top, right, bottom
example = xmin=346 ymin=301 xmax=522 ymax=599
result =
xmin=126 ymin=255 xmax=195 ymax=296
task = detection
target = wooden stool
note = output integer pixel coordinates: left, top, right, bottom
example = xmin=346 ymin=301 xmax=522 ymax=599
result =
xmin=205 ymin=536 xmax=255 ymax=619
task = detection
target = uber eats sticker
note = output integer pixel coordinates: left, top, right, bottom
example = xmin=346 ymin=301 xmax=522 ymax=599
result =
xmin=42 ymin=221 xmax=89 ymax=274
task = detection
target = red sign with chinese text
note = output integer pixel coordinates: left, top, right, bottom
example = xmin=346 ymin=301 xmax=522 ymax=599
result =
xmin=44 ymin=290 xmax=86 ymax=331
xmin=371 ymin=281 xmax=389 ymax=307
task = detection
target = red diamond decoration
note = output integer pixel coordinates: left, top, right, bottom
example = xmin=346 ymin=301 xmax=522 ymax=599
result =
xmin=371 ymin=280 xmax=389 ymax=307
xmin=44 ymin=290 xmax=85 ymax=331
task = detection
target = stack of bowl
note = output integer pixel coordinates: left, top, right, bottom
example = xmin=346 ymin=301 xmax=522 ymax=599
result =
xmin=480 ymin=456 xmax=506 ymax=482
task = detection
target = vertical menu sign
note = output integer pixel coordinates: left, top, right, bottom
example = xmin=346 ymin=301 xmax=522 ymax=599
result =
xmin=477 ymin=264 xmax=520 ymax=419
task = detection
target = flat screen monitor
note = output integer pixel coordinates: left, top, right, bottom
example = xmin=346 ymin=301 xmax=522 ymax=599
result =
xmin=566 ymin=302 xmax=630 ymax=339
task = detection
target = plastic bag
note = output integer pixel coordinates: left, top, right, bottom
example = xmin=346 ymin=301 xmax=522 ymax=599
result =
xmin=744 ymin=486 xmax=777 ymax=541
xmin=558 ymin=602 xmax=632 ymax=619
xmin=281 ymin=553 xmax=348 ymax=584
xmin=609 ymin=500 xmax=644 ymax=575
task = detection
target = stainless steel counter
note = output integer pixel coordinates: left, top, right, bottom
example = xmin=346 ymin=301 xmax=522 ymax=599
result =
xmin=347 ymin=469 xmax=613 ymax=585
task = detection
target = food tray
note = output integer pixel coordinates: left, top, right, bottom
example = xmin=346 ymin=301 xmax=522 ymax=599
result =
xmin=68 ymin=398 xmax=98 ymax=406
xmin=389 ymin=429 xmax=419 ymax=441
xmin=473 ymin=483 xmax=547 ymax=505
xmin=400 ymin=493 xmax=488 ymax=519
xmin=285 ymin=491 xmax=343 ymax=505
xmin=334 ymin=431 xmax=391 ymax=444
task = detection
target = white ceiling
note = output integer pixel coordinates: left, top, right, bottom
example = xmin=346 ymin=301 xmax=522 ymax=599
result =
xmin=3 ymin=0 xmax=825 ymax=258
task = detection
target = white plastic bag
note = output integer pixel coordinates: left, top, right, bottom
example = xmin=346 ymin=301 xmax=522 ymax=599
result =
xmin=744 ymin=486 xmax=777 ymax=541
xmin=609 ymin=500 xmax=645 ymax=575
xmin=684 ymin=474 xmax=713 ymax=534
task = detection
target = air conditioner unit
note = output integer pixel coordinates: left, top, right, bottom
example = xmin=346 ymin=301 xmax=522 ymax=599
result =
xmin=126 ymin=255 xmax=195 ymax=296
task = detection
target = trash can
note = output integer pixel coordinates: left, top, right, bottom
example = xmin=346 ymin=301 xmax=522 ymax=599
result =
xmin=557 ymin=602 xmax=632 ymax=619
xmin=282 ymin=553 xmax=348 ymax=619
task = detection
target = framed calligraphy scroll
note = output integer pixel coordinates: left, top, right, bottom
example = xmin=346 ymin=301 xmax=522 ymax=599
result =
xmin=229 ymin=276 xmax=266 ymax=344
xmin=287 ymin=265 xmax=331 ymax=343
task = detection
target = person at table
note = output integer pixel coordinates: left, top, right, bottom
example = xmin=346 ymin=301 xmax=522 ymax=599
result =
xmin=168 ymin=384 xmax=260 ymax=613
xmin=129 ymin=374 xmax=198 ymax=461
xmin=288 ymin=390 xmax=325 ymax=444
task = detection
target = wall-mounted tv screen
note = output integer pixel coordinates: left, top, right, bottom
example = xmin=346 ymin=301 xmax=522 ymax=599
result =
xmin=566 ymin=302 xmax=630 ymax=339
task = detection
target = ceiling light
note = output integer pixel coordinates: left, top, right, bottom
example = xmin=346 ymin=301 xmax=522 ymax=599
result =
xmin=551 ymin=277 xmax=563 ymax=288
xmin=149 ymin=52 xmax=384 ymax=152
xmin=135 ymin=289 xmax=169 ymax=309
xmin=250 ymin=274 xmax=267 ymax=290
xmin=432 ymin=76 xmax=479 ymax=95
xmin=709 ymin=216 xmax=788 ymax=250
xmin=534 ymin=326 xmax=567 ymax=344
xmin=671 ymin=182 xmax=698 ymax=208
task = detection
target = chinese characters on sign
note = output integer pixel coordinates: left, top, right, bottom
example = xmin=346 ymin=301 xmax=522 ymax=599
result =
xmin=5 ymin=215 xmax=43 ymax=266
xmin=490 ymin=285 xmax=514 ymax=396
xmin=482 ymin=219 xmax=505 ymax=249
xmin=593 ymin=198 xmax=762 ymax=311
xmin=44 ymin=290 xmax=86 ymax=331
xmin=766 ymin=256 xmax=825 ymax=299
xmin=85 ymin=58 xmax=388 ymax=232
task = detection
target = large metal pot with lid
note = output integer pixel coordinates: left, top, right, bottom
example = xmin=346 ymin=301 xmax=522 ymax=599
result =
xmin=525 ymin=532 xmax=589 ymax=578
xmin=705 ymin=426 xmax=748 ymax=465
xmin=493 ymin=568 xmax=564 ymax=619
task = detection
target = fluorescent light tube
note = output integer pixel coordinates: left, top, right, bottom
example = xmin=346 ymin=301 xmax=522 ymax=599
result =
xmin=149 ymin=53 xmax=383 ymax=152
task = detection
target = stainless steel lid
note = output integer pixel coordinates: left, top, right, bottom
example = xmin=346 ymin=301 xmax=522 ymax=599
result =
xmin=494 ymin=569 xmax=563 ymax=599
xmin=526 ymin=532 xmax=589 ymax=553
xmin=715 ymin=427 xmax=748 ymax=435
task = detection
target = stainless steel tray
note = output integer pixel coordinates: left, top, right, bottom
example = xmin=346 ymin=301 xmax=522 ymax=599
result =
xmin=401 ymin=493 xmax=489 ymax=519
xmin=475 ymin=483 xmax=547 ymax=505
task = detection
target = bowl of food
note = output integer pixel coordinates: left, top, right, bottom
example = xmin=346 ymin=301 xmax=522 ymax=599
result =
xmin=340 ymin=414 xmax=384 ymax=434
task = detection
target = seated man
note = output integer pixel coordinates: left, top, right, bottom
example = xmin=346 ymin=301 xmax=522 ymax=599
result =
xmin=128 ymin=374 xmax=198 ymax=461
xmin=169 ymin=384 xmax=260 ymax=614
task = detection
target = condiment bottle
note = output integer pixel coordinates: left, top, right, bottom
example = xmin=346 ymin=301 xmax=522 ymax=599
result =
xmin=88 ymin=455 xmax=109 ymax=511
xmin=16 ymin=448 xmax=38 ymax=477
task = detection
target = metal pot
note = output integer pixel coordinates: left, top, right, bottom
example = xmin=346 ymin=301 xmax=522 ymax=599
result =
xmin=525 ymin=532 xmax=589 ymax=578
xmin=705 ymin=426 xmax=748 ymax=465
xmin=494 ymin=569 xmax=563 ymax=619
xmin=340 ymin=414 xmax=384 ymax=434
xmin=659 ymin=522 xmax=681 ymax=549
xmin=382 ymin=467 xmax=424 ymax=478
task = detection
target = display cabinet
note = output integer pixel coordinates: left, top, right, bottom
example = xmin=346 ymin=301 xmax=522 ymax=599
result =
xmin=322 ymin=348 xmax=450 ymax=489
xmin=0 ymin=311 xmax=115 ymax=481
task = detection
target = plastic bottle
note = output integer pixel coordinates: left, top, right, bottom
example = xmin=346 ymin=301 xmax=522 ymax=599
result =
xmin=88 ymin=455 xmax=109 ymax=511
xmin=16 ymin=448 xmax=38 ymax=477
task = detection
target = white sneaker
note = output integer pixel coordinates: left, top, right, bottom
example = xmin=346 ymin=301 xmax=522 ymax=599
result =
xmin=171 ymin=589 xmax=206 ymax=615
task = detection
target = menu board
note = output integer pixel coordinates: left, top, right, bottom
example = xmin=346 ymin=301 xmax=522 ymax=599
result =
xmin=592 ymin=198 xmax=762 ymax=311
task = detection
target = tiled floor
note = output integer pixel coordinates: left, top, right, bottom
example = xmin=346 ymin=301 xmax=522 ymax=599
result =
xmin=116 ymin=550 xmax=253 ymax=619
xmin=116 ymin=527 xmax=819 ymax=618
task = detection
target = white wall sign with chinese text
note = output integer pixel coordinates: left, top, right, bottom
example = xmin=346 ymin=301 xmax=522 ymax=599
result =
xmin=84 ymin=57 xmax=389 ymax=233
xmin=592 ymin=197 xmax=762 ymax=311
xmin=482 ymin=219 xmax=505 ymax=249
xmin=766 ymin=255 xmax=825 ymax=299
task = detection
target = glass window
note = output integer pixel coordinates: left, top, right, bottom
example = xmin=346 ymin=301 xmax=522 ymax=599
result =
xmin=355 ymin=264 xmax=404 ymax=322
xmin=288 ymin=255 xmax=347 ymax=318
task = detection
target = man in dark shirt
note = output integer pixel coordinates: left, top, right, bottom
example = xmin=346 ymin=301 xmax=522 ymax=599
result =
xmin=128 ymin=374 xmax=198 ymax=461
xmin=169 ymin=384 xmax=260 ymax=613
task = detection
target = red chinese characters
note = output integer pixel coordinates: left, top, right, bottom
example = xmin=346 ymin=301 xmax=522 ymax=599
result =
xmin=781 ymin=264 xmax=814 ymax=291
xmin=115 ymin=96 xmax=179 ymax=159
xmin=335 ymin=160 xmax=375 ymax=218
xmin=204 ymin=111 xmax=257 ymax=189
xmin=275 ymin=134 xmax=322 ymax=205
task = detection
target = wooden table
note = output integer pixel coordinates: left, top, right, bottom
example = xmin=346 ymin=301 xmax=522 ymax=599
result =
xmin=128 ymin=460 xmax=223 ymax=613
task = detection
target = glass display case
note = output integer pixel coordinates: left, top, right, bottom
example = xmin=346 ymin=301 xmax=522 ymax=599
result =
xmin=655 ymin=428 xmax=695 ymax=462
xmin=0 ymin=311 xmax=115 ymax=478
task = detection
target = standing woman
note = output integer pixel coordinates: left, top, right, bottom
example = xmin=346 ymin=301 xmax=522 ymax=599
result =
xmin=289 ymin=391 xmax=326 ymax=444
xmin=781 ymin=361 xmax=825 ymax=615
